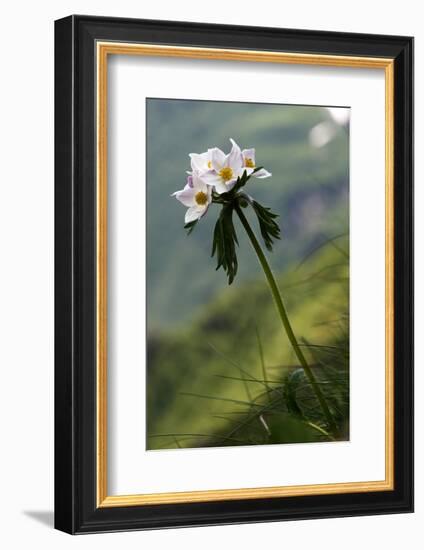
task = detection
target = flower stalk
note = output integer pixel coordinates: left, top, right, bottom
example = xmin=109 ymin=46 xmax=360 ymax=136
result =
xmin=173 ymin=138 xmax=339 ymax=437
xmin=234 ymin=203 xmax=339 ymax=437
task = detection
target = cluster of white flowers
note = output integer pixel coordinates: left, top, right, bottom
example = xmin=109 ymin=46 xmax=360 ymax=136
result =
xmin=172 ymin=138 xmax=272 ymax=223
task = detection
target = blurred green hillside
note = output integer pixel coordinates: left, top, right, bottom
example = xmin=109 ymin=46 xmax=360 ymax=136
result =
xmin=146 ymin=99 xmax=349 ymax=331
xmin=147 ymin=239 xmax=349 ymax=449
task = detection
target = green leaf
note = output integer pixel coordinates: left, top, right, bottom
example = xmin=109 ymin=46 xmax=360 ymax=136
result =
xmin=211 ymin=205 xmax=239 ymax=284
xmin=232 ymin=167 xmax=263 ymax=194
xmin=251 ymin=200 xmax=281 ymax=251
xmin=231 ymin=169 xmax=249 ymax=193
xmin=283 ymin=368 xmax=305 ymax=419
xmin=184 ymin=219 xmax=199 ymax=235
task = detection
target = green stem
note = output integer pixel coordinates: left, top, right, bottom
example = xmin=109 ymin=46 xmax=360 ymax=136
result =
xmin=235 ymin=204 xmax=339 ymax=437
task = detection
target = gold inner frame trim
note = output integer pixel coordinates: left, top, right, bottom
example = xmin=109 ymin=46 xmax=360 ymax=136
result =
xmin=96 ymin=42 xmax=395 ymax=508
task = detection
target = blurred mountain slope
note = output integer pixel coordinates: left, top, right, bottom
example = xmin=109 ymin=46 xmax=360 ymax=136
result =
xmin=147 ymin=239 xmax=349 ymax=449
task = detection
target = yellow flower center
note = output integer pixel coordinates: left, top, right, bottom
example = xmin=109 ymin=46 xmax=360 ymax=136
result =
xmin=207 ymin=160 xmax=212 ymax=169
xmin=195 ymin=191 xmax=208 ymax=206
xmin=244 ymin=157 xmax=255 ymax=168
xmin=219 ymin=167 xmax=234 ymax=182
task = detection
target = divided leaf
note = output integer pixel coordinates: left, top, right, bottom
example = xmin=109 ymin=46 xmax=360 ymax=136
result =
xmin=211 ymin=205 xmax=239 ymax=285
xmin=251 ymin=199 xmax=281 ymax=251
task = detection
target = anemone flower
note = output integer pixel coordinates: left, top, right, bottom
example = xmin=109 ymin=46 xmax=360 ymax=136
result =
xmin=189 ymin=150 xmax=213 ymax=174
xmin=172 ymin=172 xmax=212 ymax=223
xmin=201 ymin=140 xmax=245 ymax=194
xmin=230 ymin=138 xmax=272 ymax=179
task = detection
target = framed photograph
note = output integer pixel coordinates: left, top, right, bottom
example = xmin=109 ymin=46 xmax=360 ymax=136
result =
xmin=54 ymin=15 xmax=413 ymax=534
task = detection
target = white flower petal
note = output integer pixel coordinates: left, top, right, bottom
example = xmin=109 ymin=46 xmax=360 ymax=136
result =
xmin=206 ymin=185 xmax=213 ymax=202
xmin=227 ymin=139 xmax=243 ymax=172
xmin=173 ymin=187 xmax=196 ymax=207
xmin=214 ymin=180 xmax=230 ymax=194
xmin=210 ymin=147 xmax=226 ymax=171
xmin=185 ymin=205 xmax=203 ymax=223
xmin=190 ymin=152 xmax=209 ymax=173
xmin=201 ymin=171 xmax=224 ymax=188
xmin=191 ymin=172 xmax=208 ymax=193
xmin=229 ymin=138 xmax=241 ymax=152
xmin=253 ymin=168 xmax=272 ymax=179
xmin=214 ymin=178 xmax=237 ymax=194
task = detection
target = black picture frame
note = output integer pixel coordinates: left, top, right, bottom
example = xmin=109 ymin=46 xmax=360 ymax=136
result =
xmin=55 ymin=14 xmax=413 ymax=534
